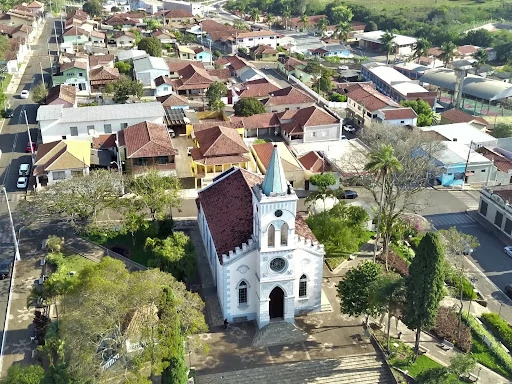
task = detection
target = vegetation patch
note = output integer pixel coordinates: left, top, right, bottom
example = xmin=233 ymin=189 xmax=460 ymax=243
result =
xmin=481 ymin=313 xmax=512 ymax=353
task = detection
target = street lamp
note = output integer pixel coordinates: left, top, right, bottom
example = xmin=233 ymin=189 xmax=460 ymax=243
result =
xmin=468 ymin=276 xmax=478 ymax=314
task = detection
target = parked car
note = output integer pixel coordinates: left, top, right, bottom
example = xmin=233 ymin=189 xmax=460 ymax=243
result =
xmin=505 ymin=246 xmax=512 ymax=257
xmin=26 ymin=141 xmax=36 ymax=153
xmin=340 ymin=190 xmax=358 ymax=199
xmin=18 ymin=163 xmax=30 ymax=176
xmin=338 ymin=65 xmax=349 ymax=70
xmin=17 ymin=176 xmax=28 ymax=189
xmin=0 ymin=261 xmax=11 ymax=279
xmin=343 ymin=125 xmax=355 ymax=133
xmin=505 ymin=284 xmax=512 ymax=299
xmin=20 ymin=90 xmax=29 ymax=99
xmin=3 ymin=108 xmax=13 ymax=118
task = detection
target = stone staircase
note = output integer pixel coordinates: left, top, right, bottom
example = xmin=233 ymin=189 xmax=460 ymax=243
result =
xmin=252 ymin=321 xmax=309 ymax=347
xmin=195 ymin=354 xmax=395 ymax=384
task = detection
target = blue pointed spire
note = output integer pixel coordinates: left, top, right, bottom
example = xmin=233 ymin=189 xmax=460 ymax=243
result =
xmin=261 ymin=144 xmax=288 ymax=196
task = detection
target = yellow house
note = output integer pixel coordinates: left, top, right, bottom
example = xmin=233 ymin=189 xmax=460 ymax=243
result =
xmin=190 ymin=125 xmax=251 ymax=188
xmin=251 ymin=142 xmax=306 ymax=189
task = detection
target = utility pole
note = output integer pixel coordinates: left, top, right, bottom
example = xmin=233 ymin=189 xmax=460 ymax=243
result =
xmin=463 ymin=140 xmax=474 ymax=190
xmin=2 ymin=187 xmax=20 ymax=262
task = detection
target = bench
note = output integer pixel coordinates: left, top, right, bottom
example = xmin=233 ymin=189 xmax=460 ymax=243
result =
xmin=418 ymin=345 xmax=430 ymax=355
xmin=461 ymin=373 xmax=479 ymax=382
xmin=440 ymin=340 xmax=454 ymax=351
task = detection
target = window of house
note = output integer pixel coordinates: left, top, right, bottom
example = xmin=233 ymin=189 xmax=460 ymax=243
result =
xmin=505 ymin=218 xmax=512 ymax=235
xmin=78 ymin=72 xmax=83 ymax=76
xmin=281 ymin=223 xmax=288 ymax=246
xmin=104 ymin=124 xmax=112 ymax=133
xmin=238 ymin=281 xmax=247 ymax=304
xmin=70 ymin=127 xmax=78 ymax=136
xmin=52 ymin=171 xmax=66 ymax=180
xmin=480 ymin=201 xmax=488 ymax=216
xmin=121 ymin=123 xmax=128 ymax=129
xmin=157 ymin=156 xmax=169 ymax=164
xmin=248 ymin=38 xmax=253 ymax=41
xmin=311 ymin=132 xmax=317 ymax=137
xmin=67 ymin=73 xmax=73 ymax=76
xmin=135 ymin=158 xmax=148 ymax=166
xmin=321 ymin=131 xmax=327 ymax=137
xmin=299 ymin=274 xmax=307 ymax=297
xmin=268 ymin=224 xmax=275 ymax=247
xmin=62 ymin=135 xmax=67 ymax=140
xmin=163 ymin=86 xmax=168 ymax=91
xmin=400 ymin=120 xmax=405 ymax=123
xmin=71 ymin=170 xmax=83 ymax=178
xmin=481 ymin=169 xmax=486 ymax=172
xmin=495 ymin=211 xmax=504 ymax=227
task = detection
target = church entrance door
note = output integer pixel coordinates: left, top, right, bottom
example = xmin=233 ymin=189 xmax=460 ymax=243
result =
xmin=269 ymin=286 xmax=284 ymax=319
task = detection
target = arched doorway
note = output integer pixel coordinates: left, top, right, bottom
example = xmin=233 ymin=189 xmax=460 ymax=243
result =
xmin=269 ymin=286 xmax=284 ymax=319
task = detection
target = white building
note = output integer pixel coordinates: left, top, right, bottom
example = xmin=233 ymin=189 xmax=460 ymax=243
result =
xmin=37 ymin=102 xmax=165 ymax=143
xmin=353 ymin=30 xmax=417 ymax=56
xmin=479 ymin=186 xmax=512 ymax=238
xmin=196 ymin=146 xmax=324 ymax=328
xmin=133 ymin=55 xmax=170 ymax=88
xmin=162 ymin=0 xmax=203 ymax=16
xmin=420 ymin=123 xmax=498 ymax=147
xmin=236 ymin=31 xmax=285 ymax=49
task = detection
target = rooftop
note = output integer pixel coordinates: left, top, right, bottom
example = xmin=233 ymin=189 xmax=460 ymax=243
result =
xmin=440 ymin=108 xmax=489 ymax=126
xmin=123 ymin=121 xmax=178 ymax=158
xmin=420 ymin=123 xmax=497 ymax=146
xmin=353 ymin=30 xmax=417 ymax=46
xmin=435 ymin=141 xmax=490 ymax=165
xmin=363 ymin=63 xmax=412 ymax=85
xmin=133 ymin=55 xmax=169 ymax=72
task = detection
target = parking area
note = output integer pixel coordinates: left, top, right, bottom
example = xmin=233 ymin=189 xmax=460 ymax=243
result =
xmin=172 ymin=136 xmax=195 ymax=179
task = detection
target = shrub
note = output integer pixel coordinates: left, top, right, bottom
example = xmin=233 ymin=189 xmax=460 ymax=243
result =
xmin=481 ymin=313 xmax=512 ymax=352
xmin=47 ymin=235 xmax=64 ymax=253
xmin=390 ymin=242 xmax=414 ymax=263
xmin=376 ymin=250 xmax=409 ymax=276
xmin=409 ymin=236 xmax=422 ymax=251
xmin=329 ymin=92 xmax=347 ymax=102
xmin=432 ymin=306 xmax=472 ymax=352
xmin=46 ymin=252 xmax=64 ymax=267
xmin=464 ymin=312 xmax=512 ymax=376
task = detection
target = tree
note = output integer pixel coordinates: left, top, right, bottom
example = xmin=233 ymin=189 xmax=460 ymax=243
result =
xmin=32 ymin=81 xmax=48 ymax=104
xmin=122 ymin=205 xmax=149 ymax=245
xmin=145 ymin=232 xmax=196 ymax=280
xmin=314 ymin=73 xmax=333 ymax=96
xmin=105 ymin=76 xmax=144 ymax=103
xmin=83 ymin=0 xmax=102 ymax=17
xmin=400 ymin=99 xmax=433 ymax=127
xmin=337 ymin=261 xmax=381 ymax=324
xmin=364 ymin=143 xmax=403 ymax=266
xmin=462 ymin=29 xmax=494 ymax=48
xmin=368 ymin=273 xmax=404 ymax=352
xmin=145 ymin=18 xmax=161 ymax=31
xmin=0 ymin=34 xmax=9 ymax=61
xmin=210 ymin=99 xmax=225 ymax=112
xmin=316 ymin=17 xmax=328 ymax=36
xmin=138 ymin=37 xmax=163 ymax=57
xmin=334 ymin=22 xmax=352 ymax=42
xmin=114 ymin=60 xmax=132 ymax=75
xmin=403 ymin=232 xmax=445 ymax=359
xmin=364 ymin=21 xmax=377 ymax=32
xmin=0 ymin=364 xmax=45 ymax=384
xmin=249 ymin=7 xmax=260 ymax=22
xmin=414 ymin=38 xmax=431 ymax=64
xmin=47 ymin=235 xmax=64 ymax=253
xmin=282 ymin=9 xmax=291 ymax=29
xmin=491 ymin=123 xmax=512 ymax=138
xmin=303 ymin=59 xmax=322 ymax=75
xmin=213 ymin=49 xmax=222 ymax=60
xmin=266 ymin=13 xmax=275 ymax=28
xmin=233 ymin=97 xmax=266 ymax=116
xmin=330 ymin=5 xmax=353 ymax=25
xmin=128 ymin=170 xmax=181 ymax=222
xmin=438 ymin=226 xmax=480 ymax=258
xmin=472 ymin=48 xmax=489 ymax=74
xmin=306 ymin=173 xmax=337 ymax=211
xmin=299 ymin=14 xmax=309 ymax=30
xmin=439 ymin=41 xmax=457 ymax=67
xmin=448 ymin=353 xmax=476 ymax=378
xmin=206 ymin=81 xmax=227 ymax=110
xmin=379 ymin=30 xmax=396 ymax=64
xmin=16 ymin=170 xmax=124 ymax=232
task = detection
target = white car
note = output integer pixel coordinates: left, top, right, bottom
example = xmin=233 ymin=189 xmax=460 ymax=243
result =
xmin=20 ymin=90 xmax=29 ymax=99
xmin=338 ymin=65 xmax=349 ymax=70
xmin=341 ymin=135 xmax=347 ymax=140
xmin=343 ymin=125 xmax=356 ymax=133
xmin=18 ymin=163 xmax=30 ymax=176
xmin=505 ymin=246 xmax=512 ymax=257
xmin=16 ymin=177 xmax=28 ymax=189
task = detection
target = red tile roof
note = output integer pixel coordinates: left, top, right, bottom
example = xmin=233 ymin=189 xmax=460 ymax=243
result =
xmin=92 ymin=134 xmax=117 ymax=150
xmin=236 ymin=81 xmax=280 ymax=98
xmin=261 ymin=86 xmax=315 ymax=106
xmin=381 ymin=107 xmax=417 ymax=120
xmin=154 ymin=75 xmax=173 ymax=86
xmin=158 ymin=9 xmax=193 ymax=18
xmin=478 ymin=148 xmax=512 ymax=173
xmin=60 ymin=60 xmax=88 ymax=72
xmin=62 ymin=26 xmax=88 ymax=36
xmin=171 ymin=64 xmax=213 ymax=90
xmin=457 ymin=45 xmax=479 ymax=56
xmin=441 ymin=108 xmax=489 ymax=126
xmin=156 ymin=93 xmax=189 ymax=108
xmin=295 ymin=214 xmax=317 ymax=242
xmin=123 ymin=121 xmax=178 ymax=158
xmin=279 ymin=106 xmax=339 ymax=135
xmin=231 ymin=113 xmax=280 ymax=130
xmin=346 ymin=83 xmax=399 ymax=112
xmin=89 ymin=54 xmax=114 ymax=68
xmin=89 ymin=66 xmax=120 ymax=85
xmin=194 ymin=125 xmax=248 ymax=158
xmin=207 ymin=68 xmax=231 ymax=80
xmin=250 ymin=44 xmax=278 ymax=55
xmin=193 ymin=120 xmax=242 ymax=132
xmin=278 ymin=56 xmax=306 ymax=71
xmin=167 ymin=60 xmax=204 ymax=73
xmin=46 ymin=84 xmax=76 ymax=107
xmin=226 ymin=55 xmax=250 ymax=71
xmin=252 ymin=142 xmax=301 ymax=172
xmin=298 ymin=151 xmax=331 ymax=173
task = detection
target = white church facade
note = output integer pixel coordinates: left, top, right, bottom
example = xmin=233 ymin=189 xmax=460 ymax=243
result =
xmin=196 ymin=145 xmax=325 ymax=328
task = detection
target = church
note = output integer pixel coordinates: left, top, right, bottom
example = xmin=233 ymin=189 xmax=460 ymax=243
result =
xmin=196 ymin=145 xmax=325 ymax=328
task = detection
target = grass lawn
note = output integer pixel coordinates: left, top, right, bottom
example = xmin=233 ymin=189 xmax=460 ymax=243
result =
xmin=88 ymin=231 xmax=153 ymax=266
xmin=319 ymin=0 xmax=500 ymax=12
xmin=1 ymin=73 xmax=12 ymax=92
xmin=47 ymin=251 xmax=95 ymax=288
xmin=471 ymin=332 xmax=511 ymax=378
xmin=324 ymin=256 xmax=347 ymax=271
xmin=391 ymin=355 xmax=442 ymax=377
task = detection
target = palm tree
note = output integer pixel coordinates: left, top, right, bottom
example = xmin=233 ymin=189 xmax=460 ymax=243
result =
xmin=282 ymin=9 xmax=291 ymax=30
xmin=472 ymin=48 xmax=489 ymax=75
xmin=250 ymin=8 xmax=260 ymax=23
xmin=413 ymin=38 xmax=431 ymax=64
xmin=335 ymin=22 xmax=352 ymax=42
xmin=316 ymin=17 xmax=328 ymax=36
xmin=364 ymin=144 xmax=403 ymax=267
xmin=267 ymin=13 xmax=275 ymax=29
xmin=300 ymin=14 xmax=309 ymax=31
xmin=379 ymin=30 xmax=396 ymax=64
xmin=439 ymin=41 xmax=457 ymax=67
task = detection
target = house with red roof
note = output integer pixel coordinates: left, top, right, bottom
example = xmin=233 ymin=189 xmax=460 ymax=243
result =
xmin=260 ymin=86 xmax=316 ymax=113
xmin=196 ymin=145 xmax=324 ymax=328
xmin=440 ymin=108 xmax=489 ymax=130
xmin=277 ymin=56 xmax=314 ymax=83
xmin=249 ymin=44 xmax=279 ymax=61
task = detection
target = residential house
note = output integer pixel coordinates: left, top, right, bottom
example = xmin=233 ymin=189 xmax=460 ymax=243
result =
xmin=157 ymin=93 xmax=189 ymax=109
xmin=52 ymin=58 xmax=90 ymax=92
xmin=113 ymin=31 xmax=136 ymax=48
xmin=89 ymin=66 xmax=120 ymax=90
xmin=353 ymin=30 xmax=417 ymax=56
xmin=167 ymin=59 xmax=204 ymax=76
xmin=237 ymin=66 xmax=266 ymax=83
xmin=104 ymin=13 xmax=143 ymax=28
xmin=279 ymin=106 xmax=342 ymax=143
xmin=479 ymin=186 xmax=512 ymax=238
xmin=177 ymin=45 xmax=211 ymax=62
xmin=155 ymin=9 xmax=194 ymax=27
xmin=46 ymin=85 xmax=77 ymax=107
xmin=251 ymin=141 xmax=305 ymax=188
xmin=277 ymin=56 xmax=313 ymax=83
xmin=190 ymin=125 xmax=250 ymax=188
xmin=478 ymin=147 xmax=512 ymax=185
xmin=89 ymin=54 xmax=114 ymax=69
xmin=0 ymin=24 xmax=34 ymax=42
xmin=225 ymin=79 xmax=280 ymax=105
xmin=26 ymin=1 xmax=44 ymax=14
xmin=297 ymin=150 xmax=332 ymax=175
xmin=440 ymin=108 xmax=489 ymax=130
xmin=420 ymin=123 xmax=497 ymax=147
xmin=170 ymin=63 xmax=214 ymax=95
xmin=133 ymin=55 xmax=170 ymax=88
xmin=118 ymin=121 xmax=178 ymax=175
xmin=249 ymin=44 xmax=278 ymax=61
xmin=1 ymin=37 xmax=28 ymax=73
xmin=288 ymin=14 xmax=327 ymax=30
xmin=152 ymin=29 xmax=176 ymax=44
xmin=117 ymin=49 xmax=148 ymax=62
xmin=0 ymin=9 xmax=39 ymax=29
xmin=33 ymin=140 xmax=90 ymax=187
xmin=195 ymin=146 xmax=324 ymax=328
xmin=89 ymin=30 xmax=106 ymax=47
xmin=62 ymin=26 xmax=89 ymax=45
xmin=162 ymin=0 xmax=203 ymax=17
xmin=154 ymin=76 xmax=173 ymax=97
xmin=375 ymin=108 xmax=418 ymax=126
xmin=230 ymin=112 xmax=280 ymax=138
xmin=308 ymin=45 xmax=353 ymax=59
xmin=260 ymin=86 xmax=316 ymax=113
xmin=236 ymin=30 xmax=284 ymax=49
xmin=37 ymin=102 xmax=165 ymax=143
xmin=215 ymin=55 xmax=252 ymax=77
xmin=199 ymin=20 xmax=241 ymax=54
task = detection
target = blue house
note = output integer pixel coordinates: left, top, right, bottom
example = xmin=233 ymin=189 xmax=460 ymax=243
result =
xmin=178 ymin=45 xmax=212 ymax=63
xmin=309 ymin=44 xmax=353 ymax=59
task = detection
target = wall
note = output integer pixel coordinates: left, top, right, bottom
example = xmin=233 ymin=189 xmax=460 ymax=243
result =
xmin=47 ymin=167 xmax=89 ymax=185
xmin=303 ymin=123 xmax=342 ymax=143
xmin=236 ymin=35 xmax=282 ymax=49
xmin=479 ymin=188 xmax=512 ymax=238
xmin=63 ymin=34 xmax=89 ymax=45
xmin=155 ymin=83 xmax=173 ymax=97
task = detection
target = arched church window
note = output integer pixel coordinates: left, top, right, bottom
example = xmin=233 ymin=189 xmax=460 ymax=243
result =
xmin=268 ymin=224 xmax=275 ymax=247
xmin=281 ymin=223 xmax=289 ymax=246
xmin=238 ymin=281 xmax=248 ymax=304
xmin=299 ymin=274 xmax=307 ymax=298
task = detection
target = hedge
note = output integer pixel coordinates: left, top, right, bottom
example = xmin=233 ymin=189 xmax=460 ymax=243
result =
xmin=432 ymin=306 xmax=472 ymax=352
xmin=481 ymin=313 xmax=512 ymax=352
xmin=464 ymin=312 xmax=512 ymax=377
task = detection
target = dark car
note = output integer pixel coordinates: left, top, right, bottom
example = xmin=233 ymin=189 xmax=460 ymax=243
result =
xmin=340 ymin=190 xmax=358 ymax=199
xmin=506 ymin=284 xmax=512 ymax=299
xmin=0 ymin=261 xmax=11 ymax=279
xmin=3 ymin=109 xmax=13 ymax=118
